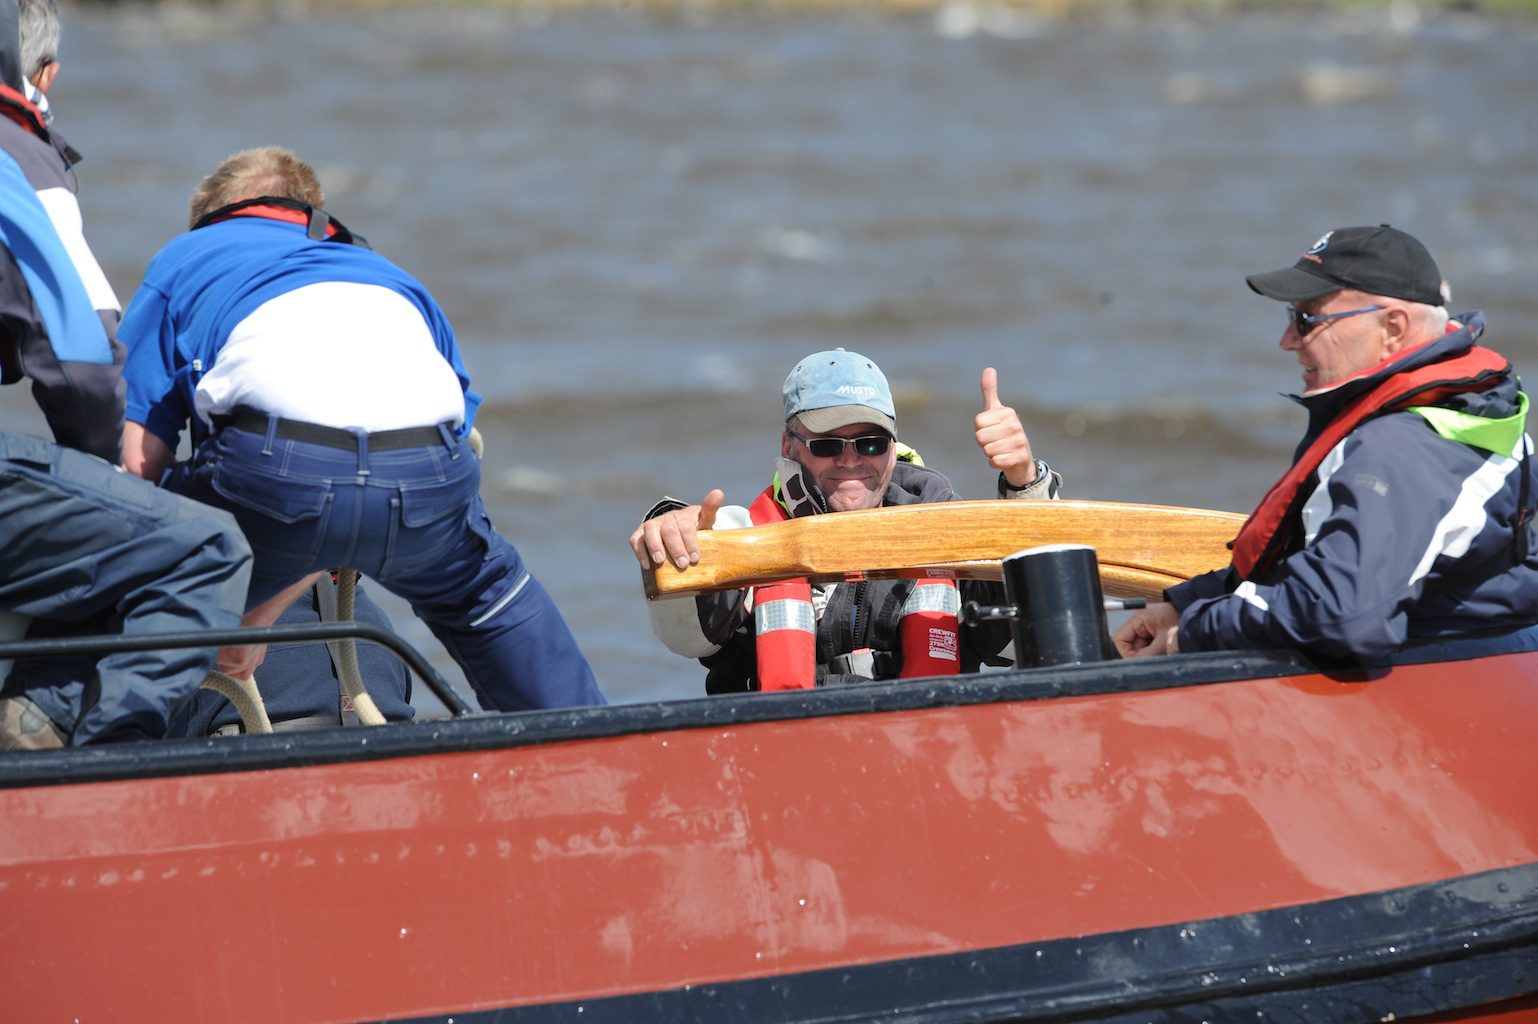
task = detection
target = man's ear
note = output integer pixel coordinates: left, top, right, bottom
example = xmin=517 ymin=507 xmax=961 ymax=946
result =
xmin=33 ymin=61 xmax=59 ymax=95
xmin=780 ymin=431 xmax=795 ymax=460
xmin=1381 ymin=304 xmax=1414 ymax=354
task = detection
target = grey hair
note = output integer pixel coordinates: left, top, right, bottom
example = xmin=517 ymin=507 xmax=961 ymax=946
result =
xmin=18 ymin=0 xmax=61 ymax=82
xmin=1415 ymin=301 xmax=1451 ymax=338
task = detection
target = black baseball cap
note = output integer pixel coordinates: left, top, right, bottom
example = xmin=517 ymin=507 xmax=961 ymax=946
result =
xmin=1245 ymin=225 xmax=1445 ymax=307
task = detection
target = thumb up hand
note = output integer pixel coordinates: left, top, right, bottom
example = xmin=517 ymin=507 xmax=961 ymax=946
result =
xmin=975 ymin=367 xmax=1038 ymax=489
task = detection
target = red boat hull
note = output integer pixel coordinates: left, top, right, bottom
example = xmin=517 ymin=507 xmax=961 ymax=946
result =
xmin=2 ymin=648 xmax=1537 ymax=1023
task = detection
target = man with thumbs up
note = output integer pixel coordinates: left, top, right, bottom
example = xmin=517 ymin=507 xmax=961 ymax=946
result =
xmin=629 ymin=349 xmax=1059 ymax=693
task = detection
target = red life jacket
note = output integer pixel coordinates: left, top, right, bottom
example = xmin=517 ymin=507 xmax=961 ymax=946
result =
xmin=0 ymin=83 xmax=81 ymax=168
xmin=0 ymin=84 xmax=48 ymax=140
xmin=191 ymin=197 xmax=369 ymax=248
xmin=1230 ymin=343 xmax=1512 ymax=580
xmin=746 ymin=485 xmax=960 ymax=690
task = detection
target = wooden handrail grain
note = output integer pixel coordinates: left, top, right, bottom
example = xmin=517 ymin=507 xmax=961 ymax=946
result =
xmin=642 ymin=499 xmax=1244 ymax=602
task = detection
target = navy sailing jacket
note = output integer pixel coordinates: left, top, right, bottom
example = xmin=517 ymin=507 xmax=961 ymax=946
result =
xmin=1168 ymin=312 xmax=1538 ymax=662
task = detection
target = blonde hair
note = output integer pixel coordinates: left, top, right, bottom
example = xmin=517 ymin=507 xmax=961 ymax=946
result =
xmin=188 ymin=146 xmax=325 ymax=228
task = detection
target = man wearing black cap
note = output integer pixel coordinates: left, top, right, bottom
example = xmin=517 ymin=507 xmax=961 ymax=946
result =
xmin=1116 ymin=224 xmax=1538 ymax=663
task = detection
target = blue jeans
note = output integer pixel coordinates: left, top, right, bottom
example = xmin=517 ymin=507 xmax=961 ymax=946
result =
xmin=166 ymin=420 xmax=605 ymax=712
xmin=0 ymin=432 xmax=252 ymax=744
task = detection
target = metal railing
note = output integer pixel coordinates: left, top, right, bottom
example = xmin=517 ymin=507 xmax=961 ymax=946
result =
xmin=0 ymin=622 xmax=474 ymax=716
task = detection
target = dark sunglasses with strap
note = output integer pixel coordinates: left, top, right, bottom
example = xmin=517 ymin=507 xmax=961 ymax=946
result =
xmin=1286 ymin=304 xmax=1384 ymax=337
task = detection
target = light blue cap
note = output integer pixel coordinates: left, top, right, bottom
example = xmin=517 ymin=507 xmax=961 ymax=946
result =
xmin=781 ymin=348 xmax=896 ymax=435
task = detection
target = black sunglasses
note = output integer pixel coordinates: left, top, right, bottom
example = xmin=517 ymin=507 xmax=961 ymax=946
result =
xmin=1286 ymin=304 xmax=1384 ymax=337
xmin=790 ymin=430 xmax=893 ymax=458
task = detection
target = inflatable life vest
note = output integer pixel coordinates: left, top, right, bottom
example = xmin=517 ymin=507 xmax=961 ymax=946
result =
xmin=192 ymin=197 xmax=371 ymax=249
xmin=1230 ymin=343 xmax=1515 ymax=580
xmin=0 ymin=83 xmax=48 ymax=140
xmin=0 ymin=83 xmax=78 ymax=167
xmin=746 ymin=485 xmax=960 ymax=690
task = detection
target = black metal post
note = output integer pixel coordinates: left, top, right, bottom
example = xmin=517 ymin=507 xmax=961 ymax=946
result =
xmin=1001 ymin=543 xmax=1114 ymax=669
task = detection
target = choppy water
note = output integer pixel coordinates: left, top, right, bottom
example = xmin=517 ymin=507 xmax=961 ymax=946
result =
xmin=7 ymin=2 xmax=1537 ymax=706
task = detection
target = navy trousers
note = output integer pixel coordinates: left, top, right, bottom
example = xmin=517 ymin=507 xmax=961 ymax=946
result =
xmin=0 ymin=432 xmax=252 ymax=744
xmin=166 ymin=420 xmax=605 ymax=712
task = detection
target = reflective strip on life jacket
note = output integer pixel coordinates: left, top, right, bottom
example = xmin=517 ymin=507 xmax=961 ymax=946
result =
xmin=754 ymin=580 xmax=817 ymax=691
xmin=898 ymin=578 xmax=961 ymax=678
xmin=747 ymin=487 xmax=815 ymax=689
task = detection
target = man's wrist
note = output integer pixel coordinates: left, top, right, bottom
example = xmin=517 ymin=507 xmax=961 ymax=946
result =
xmin=1004 ymin=459 xmax=1040 ymax=489
xmin=999 ymin=459 xmax=1060 ymax=499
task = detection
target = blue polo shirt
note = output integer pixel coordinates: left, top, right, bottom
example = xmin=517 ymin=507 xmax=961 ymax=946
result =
xmin=121 ymin=216 xmax=481 ymax=452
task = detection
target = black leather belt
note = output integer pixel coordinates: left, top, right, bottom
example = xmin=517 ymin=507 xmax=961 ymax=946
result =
xmin=213 ymin=409 xmax=446 ymax=451
xmin=212 ymin=714 xmax=345 ymax=737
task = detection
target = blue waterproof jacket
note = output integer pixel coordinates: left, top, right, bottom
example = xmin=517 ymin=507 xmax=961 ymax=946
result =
xmin=0 ymin=76 xmax=123 ymax=462
xmin=0 ymin=150 xmax=106 ymax=377
xmin=1168 ymin=312 xmax=1538 ymax=662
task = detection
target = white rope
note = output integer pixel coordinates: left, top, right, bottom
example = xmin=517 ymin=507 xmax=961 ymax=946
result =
xmin=332 ymin=570 xmax=386 ymax=726
xmin=200 ymin=670 xmax=273 ymax=734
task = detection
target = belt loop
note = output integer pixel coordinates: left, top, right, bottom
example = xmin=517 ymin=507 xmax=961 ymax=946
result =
xmin=261 ymin=413 xmax=279 ymax=456
xmin=356 ymin=429 xmax=371 ymax=477
xmin=436 ymin=422 xmax=458 ymax=456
